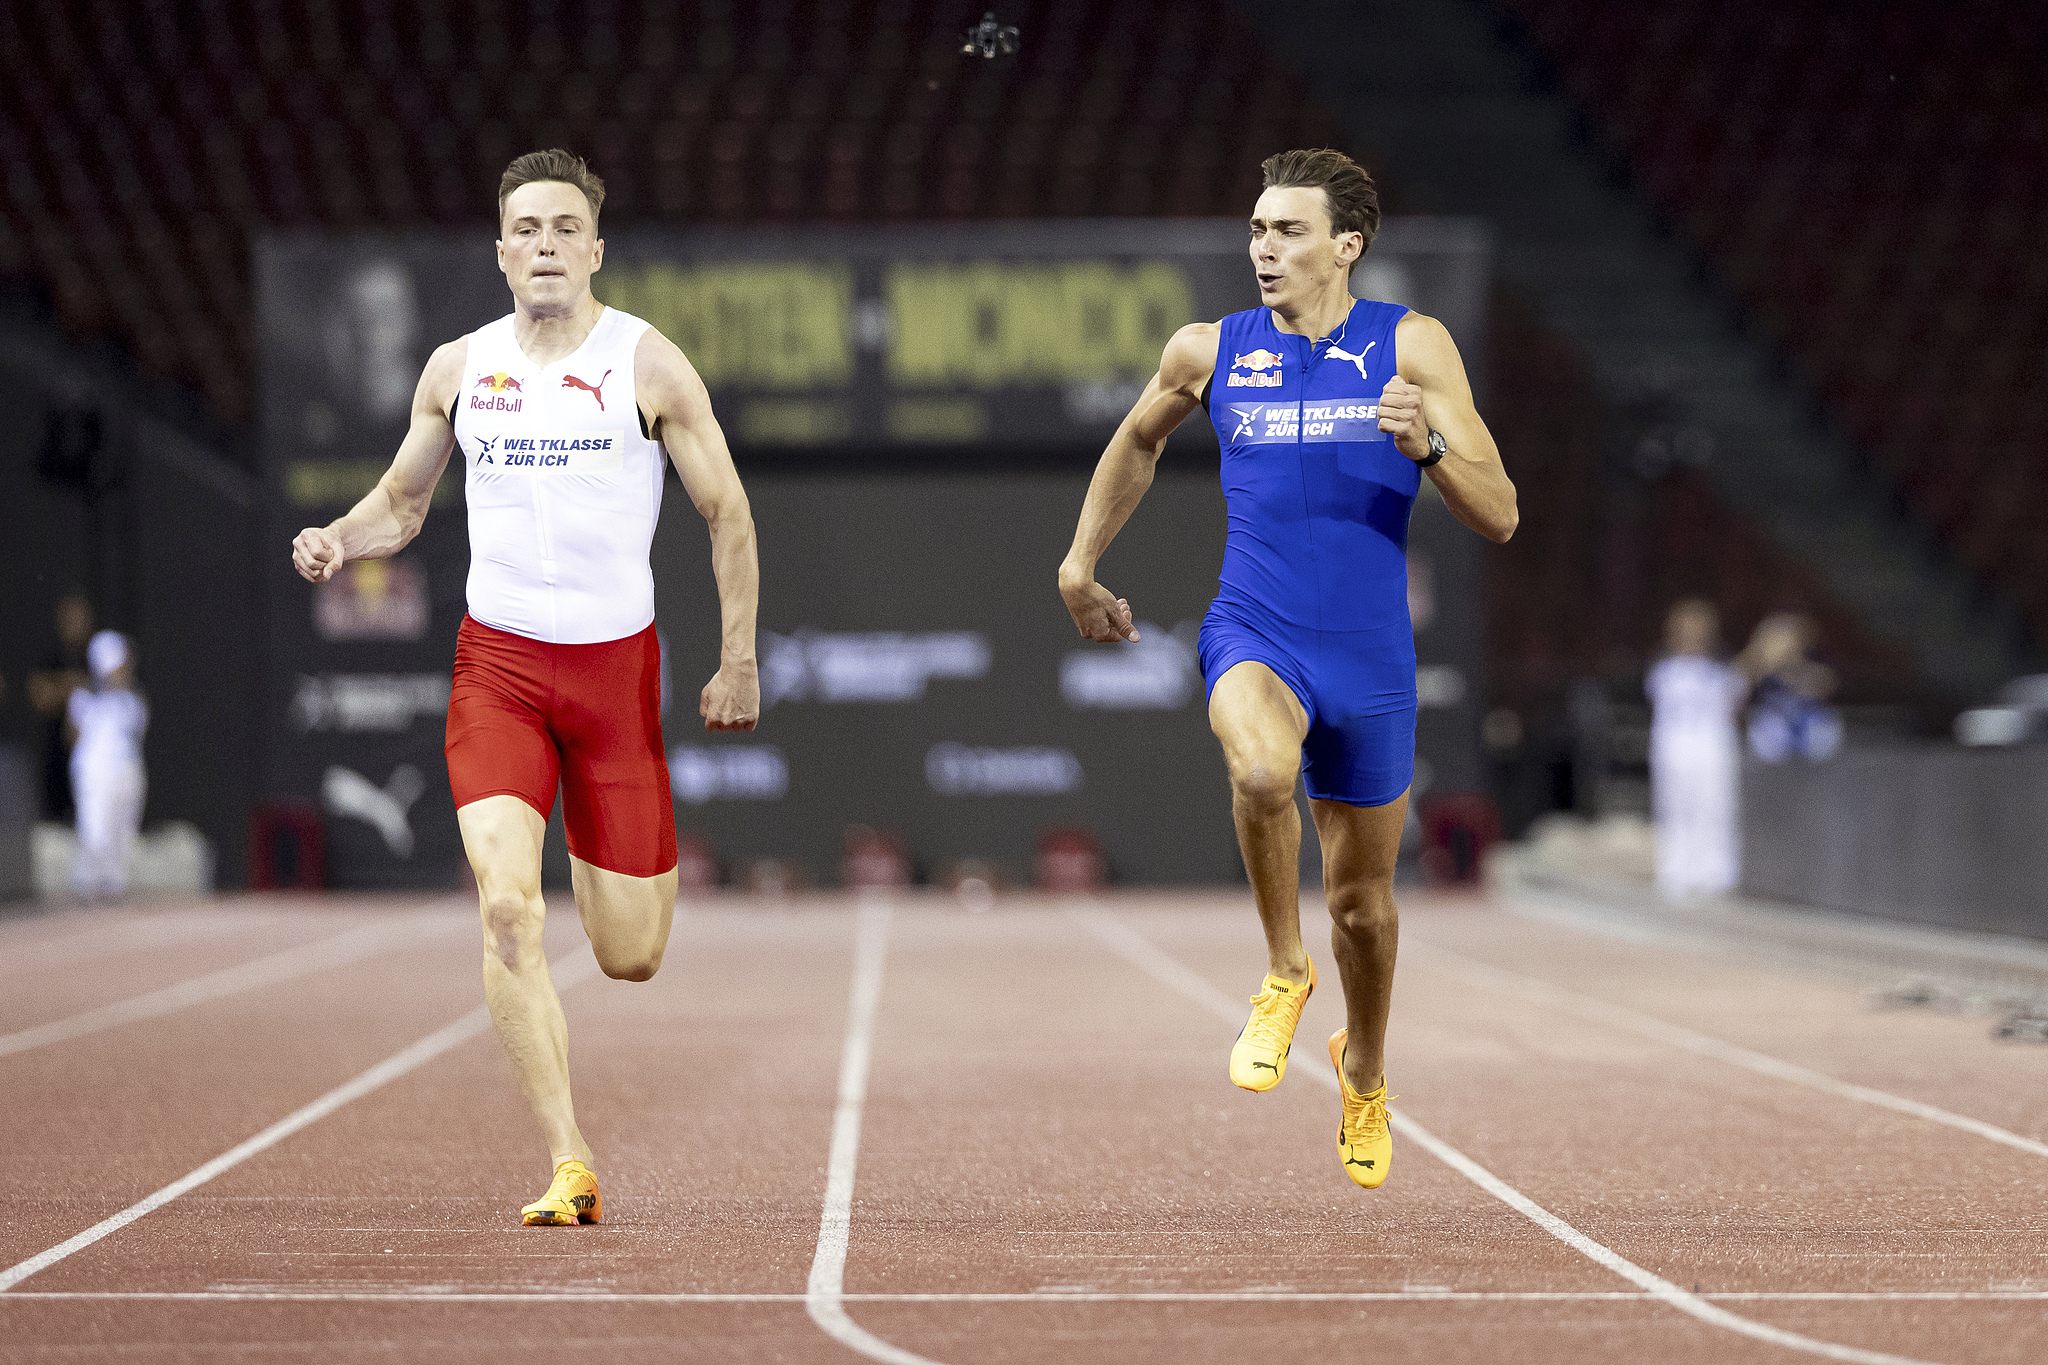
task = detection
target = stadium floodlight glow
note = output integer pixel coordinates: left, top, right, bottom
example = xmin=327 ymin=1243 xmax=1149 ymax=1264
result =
xmin=961 ymin=10 xmax=1019 ymax=58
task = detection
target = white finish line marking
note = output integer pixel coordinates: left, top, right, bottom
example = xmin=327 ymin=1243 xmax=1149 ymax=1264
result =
xmin=0 ymin=910 xmax=467 ymax=1060
xmin=4 ymin=1290 xmax=2043 ymax=1305
xmin=1416 ymin=946 xmax=2048 ymax=1161
xmin=1073 ymin=907 xmax=1947 ymax=1365
xmin=0 ymin=951 xmax=601 ymax=1294
xmin=805 ymin=895 xmax=947 ymax=1365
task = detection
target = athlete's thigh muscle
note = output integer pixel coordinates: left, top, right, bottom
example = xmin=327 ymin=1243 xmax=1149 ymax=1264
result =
xmin=571 ymin=856 xmax=678 ymax=982
xmin=1310 ymin=788 xmax=1410 ymax=892
xmin=458 ymin=794 xmax=547 ymax=906
xmin=1208 ymin=659 xmax=1309 ymax=779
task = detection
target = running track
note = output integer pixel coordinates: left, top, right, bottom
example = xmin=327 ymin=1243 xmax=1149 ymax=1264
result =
xmin=3 ymin=886 xmax=2045 ymax=1362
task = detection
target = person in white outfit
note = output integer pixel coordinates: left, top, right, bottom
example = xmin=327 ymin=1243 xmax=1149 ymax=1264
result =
xmin=1645 ymin=600 xmax=1746 ymax=900
xmin=68 ymin=631 xmax=148 ymax=899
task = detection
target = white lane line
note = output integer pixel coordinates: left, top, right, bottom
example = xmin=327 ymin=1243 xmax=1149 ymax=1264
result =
xmin=5 ymin=1290 xmax=2046 ymax=1304
xmin=1072 ymin=907 xmax=1946 ymax=1365
xmin=3 ymin=911 xmax=286 ymax=974
xmin=1415 ymin=946 xmax=2048 ymax=1161
xmin=0 ymin=950 xmax=600 ymax=1294
xmin=805 ymin=895 xmax=947 ymax=1365
xmin=0 ymin=910 xmax=469 ymax=1060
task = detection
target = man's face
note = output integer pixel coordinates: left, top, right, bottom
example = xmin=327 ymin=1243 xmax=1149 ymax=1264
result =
xmin=497 ymin=181 xmax=603 ymax=311
xmin=1248 ymin=185 xmax=1362 ymax=312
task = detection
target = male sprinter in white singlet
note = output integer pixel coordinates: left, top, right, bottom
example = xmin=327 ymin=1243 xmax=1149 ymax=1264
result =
xmin=1060 ymin=150 xmax=1516 ymax=1188
xmin=292 ymin=150 xmax=760 ymax=1225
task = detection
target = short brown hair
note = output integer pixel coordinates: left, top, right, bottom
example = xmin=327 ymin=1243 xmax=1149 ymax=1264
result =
xmin=1260 ymin=148 xmax=1381 ymax=256
xmin=498 ymin=149 xmax=606 ymax=229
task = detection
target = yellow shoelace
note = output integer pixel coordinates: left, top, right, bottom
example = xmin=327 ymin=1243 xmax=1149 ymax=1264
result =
xmin=1344 ymin=1089 xmax=1396 ymax=1142
xmin=1242 ymin=986 xmax=1305 ymax=1051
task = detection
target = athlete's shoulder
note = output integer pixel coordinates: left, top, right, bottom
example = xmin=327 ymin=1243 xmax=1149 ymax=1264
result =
xmin=1392 ymin=308 xmax=1453 ymax=343
xmin=1161 ymin=320 xmax=1221 ymax=386
xmin=419 ymin=335 xmax=471 ymax=412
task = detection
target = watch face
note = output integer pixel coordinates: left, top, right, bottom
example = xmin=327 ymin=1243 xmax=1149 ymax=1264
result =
xmin=1429 ymin=429 xmax=1446 ymax=455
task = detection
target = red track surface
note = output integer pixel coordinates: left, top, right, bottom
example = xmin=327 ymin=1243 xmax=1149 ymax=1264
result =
xmin=3 ymin=887 xmax=2045 ymax=1362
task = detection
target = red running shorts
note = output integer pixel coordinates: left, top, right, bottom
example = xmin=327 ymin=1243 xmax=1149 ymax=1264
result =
xmin=445 ymin=614 xmax=677 ymax=878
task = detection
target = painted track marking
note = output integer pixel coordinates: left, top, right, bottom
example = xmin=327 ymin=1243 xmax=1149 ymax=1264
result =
xmin=5 ymin=1290 xmax=2045 ymax=1303
xmin=0 ymin=950 xmax=600 ymax=1293
xmin=1416 ymin=946 xmax=2048 ymax=1160
xmin=2 ymin=910 xmax=289 ymax=973
xmin=0 ymin=909 xmax=467 ymax=1060
xmin=1073 ymin=906 xmax=1948 ymax=1365
xmin=805 ymin=895 xmax=947 ymax=1365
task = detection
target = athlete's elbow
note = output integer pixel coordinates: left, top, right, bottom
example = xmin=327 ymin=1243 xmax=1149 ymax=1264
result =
xmin=1489 ymin=507 xmax=1518 ymax=543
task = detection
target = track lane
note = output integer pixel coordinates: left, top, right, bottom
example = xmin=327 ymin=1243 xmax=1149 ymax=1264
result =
xmin=0 ymin=899 xmax=461 ymax=1035
xmin=842 ymin=905 xmax=1753 ymax=1365
xmin=4 ymin=890 xmax=2044 ymax=1363
xmin=1101 ymin=898 xmax=2047 ymax=1363
xmin=0 ymin=902 xmax=864 ymax=1362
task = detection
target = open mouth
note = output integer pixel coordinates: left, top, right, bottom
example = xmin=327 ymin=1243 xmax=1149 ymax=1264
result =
xmin=1257 ymin=272 xmax=1282 ymax=289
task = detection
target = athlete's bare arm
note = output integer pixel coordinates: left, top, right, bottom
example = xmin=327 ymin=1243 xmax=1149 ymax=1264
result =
xmin=635 ymin=327 xmax=761 ymax=733
xmin=1380 ymin=313 xmax=1517 ymax=543
xmin=1058 ymin=321 xmax=1220 ymax=643
xmin=291 ymin=340 xmax=466 ymax=582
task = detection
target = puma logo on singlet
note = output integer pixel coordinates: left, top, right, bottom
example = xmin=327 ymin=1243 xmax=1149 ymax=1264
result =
xmin=562 ymin=370 xmax=612 ymax=410
xmin=1325 ymin=340 xmax=1375 ymax=381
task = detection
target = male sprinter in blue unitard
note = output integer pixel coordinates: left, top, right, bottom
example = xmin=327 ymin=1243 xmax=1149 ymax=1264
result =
xmin=1058 ymin=149 xmax=1516 ymax=1188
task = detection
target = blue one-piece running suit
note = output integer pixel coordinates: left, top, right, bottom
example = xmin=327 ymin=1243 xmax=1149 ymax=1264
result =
xmin=1197 ymin=297 xmax=1419 ymax=807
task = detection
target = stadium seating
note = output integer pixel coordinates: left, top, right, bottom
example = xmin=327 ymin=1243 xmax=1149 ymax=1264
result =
xmin=0 ymin=0 xmax=1350 ymax=424
xmin=1498 ymin=0 xmax=2048 ymax=646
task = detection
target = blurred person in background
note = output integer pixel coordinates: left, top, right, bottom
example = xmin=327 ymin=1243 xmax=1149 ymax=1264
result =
xmin=1646 ymin=599 xmax=1745 ymax=900
xmin=67 ymin=631 xmax=148 ymax=899
xmin=1739 ymin=611 xmax=1842 ymax=763
xmin=28 ymin=594 xmax=95 ymax=823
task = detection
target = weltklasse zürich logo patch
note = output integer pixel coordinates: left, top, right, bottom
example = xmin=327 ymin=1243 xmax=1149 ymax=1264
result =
xmin=468 ymin=430 xmax=625 ymax=474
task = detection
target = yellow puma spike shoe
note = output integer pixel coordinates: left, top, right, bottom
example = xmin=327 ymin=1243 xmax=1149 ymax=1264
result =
xmin=1329 ymin=1030 xmax=1393 ymax=1190
xmin=1229 ymin=957 xmax=1315 ymax=1092
xmin=521 ymin=1160 xmax=603 ymax=1226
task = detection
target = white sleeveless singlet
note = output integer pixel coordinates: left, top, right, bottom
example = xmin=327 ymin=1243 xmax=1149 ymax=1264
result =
xmin=451 ymin=307 xmax=665 ymax=645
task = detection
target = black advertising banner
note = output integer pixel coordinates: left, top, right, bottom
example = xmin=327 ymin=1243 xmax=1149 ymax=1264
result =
xmin=256 ymin=220 xmax=1489 ymax=887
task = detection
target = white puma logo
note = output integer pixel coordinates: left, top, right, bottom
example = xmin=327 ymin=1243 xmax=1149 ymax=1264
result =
xmin=322 ymin=764 xmax=425 ymax=857
xmin=1325 ymin=339 xmax=1376 ymax=381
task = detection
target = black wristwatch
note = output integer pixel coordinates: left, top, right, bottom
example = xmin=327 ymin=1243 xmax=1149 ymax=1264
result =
xmin=1416 ymin=427 xmax=1446 ymax=468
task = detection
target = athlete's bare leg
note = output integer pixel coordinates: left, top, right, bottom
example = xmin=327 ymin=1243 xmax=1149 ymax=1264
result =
xmin=460 ymin=795 xmax=593 ymax=1171
xmin=571 ymin=856 xmax=679 ymax=981
xmin=461 ymin=795 xmax=683 ymax=1170
xmin=1310 ymin=791 xmax=1408 ymax=1094
xmin=1209 ymin=661 xmax=1312 ymax=985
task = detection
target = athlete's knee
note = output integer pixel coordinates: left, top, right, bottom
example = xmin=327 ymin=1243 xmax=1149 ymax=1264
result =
xmin=479 ymin=890 xmax=545 ymax=970
xmin=593 ymin=940 xmax=663 ymax=982
xmin=1228 ymin=757 xmax=1297 ymax=815
xmin=1327 ymin=882 xmax=1397 ymax=940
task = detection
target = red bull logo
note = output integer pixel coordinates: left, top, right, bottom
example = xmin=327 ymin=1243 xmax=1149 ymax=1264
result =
xmin=1227 ymin=348 xmax=1284 ymax=388
xmin=469 ymin=371 xmax=524 ymax=413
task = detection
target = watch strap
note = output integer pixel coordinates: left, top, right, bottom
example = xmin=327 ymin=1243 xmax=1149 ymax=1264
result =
xmin=1416 ymin=427 xmax=1446 ymax=468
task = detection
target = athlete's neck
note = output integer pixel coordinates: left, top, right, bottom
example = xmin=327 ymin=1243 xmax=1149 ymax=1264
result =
xmin=512 ymin=295 xmax=606 ymax=367
xmin=1267 ymin=287 xmax=1356 ymax=343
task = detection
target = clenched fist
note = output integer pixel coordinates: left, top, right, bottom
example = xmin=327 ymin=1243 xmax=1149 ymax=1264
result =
xmin=292 ymin=526 xmax=346 ymax=583
xmin=700 ymin=663 xmax=760 ymax=732
xmin=1377 ymin=375 xmax=1432 ymax=463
